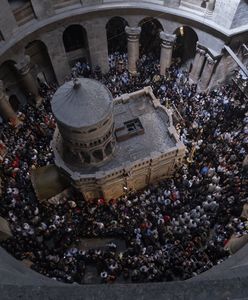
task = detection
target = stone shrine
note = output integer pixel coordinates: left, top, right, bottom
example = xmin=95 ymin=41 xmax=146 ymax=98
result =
xmin=51 ymin=78 xmax=185 ymax=201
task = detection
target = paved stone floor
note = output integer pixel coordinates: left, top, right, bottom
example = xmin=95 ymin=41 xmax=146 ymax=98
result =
xmin=77 ymin=237 xmax=126 ymax=284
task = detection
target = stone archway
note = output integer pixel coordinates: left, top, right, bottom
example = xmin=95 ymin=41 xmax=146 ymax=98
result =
xmin=25 ymin=40 xmax=56 ymax=84
xmin=106 ymin=16 xmax=128 ymax=55
xmin=63 ymin=24 xmax=90 ymax=67
xmin=139 ymin=17 xmax=163 ymax=58
xmin=173 ymin=26 xmax=198 ymax=65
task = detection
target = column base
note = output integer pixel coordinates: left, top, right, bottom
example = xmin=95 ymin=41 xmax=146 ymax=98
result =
xmin=159 ymin=70 xmax=166 ymax=76
xmin=196 ymin=82 xmax=209 ymax=93
xmin=188 ymin=76 xmax=198 ymax=85
xmin=129 ymin=70 xmax=138 ymax=76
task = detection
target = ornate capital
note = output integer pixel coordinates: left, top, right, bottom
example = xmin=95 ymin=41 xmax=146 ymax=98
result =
xmin=125 ymin=26 xmax=141 ymax=40
xmin=15 ymin=55 xmax=31 ymax=75
xmin=160 ymin=32 xmax=176 ymax=47
xmin=205 ymin=54 xmax=216 ymax=65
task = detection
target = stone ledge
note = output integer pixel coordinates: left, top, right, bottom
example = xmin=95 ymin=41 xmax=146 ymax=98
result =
xmin=0 ymin=242 xmax=248 ymax=299
xmin=0 ymin=1 xmax=247 ymax=60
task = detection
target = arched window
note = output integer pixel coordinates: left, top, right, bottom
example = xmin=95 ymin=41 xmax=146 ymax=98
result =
xmin=81 ymin=151 xmax=91 ymax=164
xmin=92 ymin=149 xmax=104 ymax=163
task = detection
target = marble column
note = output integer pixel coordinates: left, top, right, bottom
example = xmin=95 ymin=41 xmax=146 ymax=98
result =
xmin=15 ymin=55 xmax=42 ymax=107
xmin=189 ymin=44 xmax=206 ymax=83
xmin=159 ymin=32 xmax=176 ymax=76
xmin=0 ymin=81 xmax=20 ymax=127
xmin=199 ymin=54 xmax=217 ymax=91
xmin=125 ymin=26 xmax=141 ymax=75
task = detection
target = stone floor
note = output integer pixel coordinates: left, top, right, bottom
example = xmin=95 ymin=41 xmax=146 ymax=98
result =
xmin=77 ymin=237 xmax=126 ymax=284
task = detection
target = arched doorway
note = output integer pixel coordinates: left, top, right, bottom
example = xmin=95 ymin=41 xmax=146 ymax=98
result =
xmin=9 ymin=95 xmax=20 ymax=112
xmin=139 ymin=18 xmax=163 ymax=58
xmin=63 ymin=24 xmax=90 ymax=67
xmin=106 ymin=16 xmax=128 ymax=55
xmin=173 ymin=26 xmax=198 ymax=65
xmin=25 ymin=40 xmax=56 ymax=84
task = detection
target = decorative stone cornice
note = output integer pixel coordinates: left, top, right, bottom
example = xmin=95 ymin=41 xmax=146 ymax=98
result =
xmin=14 ymin=55 xmax=31 ymax=75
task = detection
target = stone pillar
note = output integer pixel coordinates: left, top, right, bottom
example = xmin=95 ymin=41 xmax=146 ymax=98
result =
xmin=199 ymin=54 xmax=217 ymax=91
xmin=125 ymin=26 xmax=141 ymax=74
xmin=0 ymin=81 xmax=20 ymax=127
xmin=189 ymin=44 xmax=206 ymax=83
xmin=205 ymin=0 xmax=216 ymax=17
xmin=159 ymin=32 xmax=176 ymax=76
xmin=15 ymin=55 xmax=42 ymax=107
xmin=85 ymin=21 xmax=109 ymax=74
xmin=42 ymin=31 xmax=71 ymax=85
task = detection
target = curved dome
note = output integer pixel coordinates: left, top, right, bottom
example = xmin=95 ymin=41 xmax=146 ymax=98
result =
xmin=51 ymin=78 xmax=113 ymax=128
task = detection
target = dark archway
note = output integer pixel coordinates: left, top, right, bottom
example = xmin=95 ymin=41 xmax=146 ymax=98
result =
xmin=9 ymin=95 xmax=20 ymax=112
xmin=25 ymin=40 xmax=56 ymax=84
xmin=173 ymin=26 xmax=198 ymax=64
xmin=139 ymin=18 xmax=163 ymax=58
xmin=63 ymin=25 xmax=90 ymax=67
xmin=106 ymin=16 xmax=128 ymax=55
xmin=0 ymin=61 xmax=26 ymax=105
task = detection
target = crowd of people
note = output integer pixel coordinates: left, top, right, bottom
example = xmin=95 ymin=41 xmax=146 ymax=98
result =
xmin=0 ymin=51 xmax=247 ymax=284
